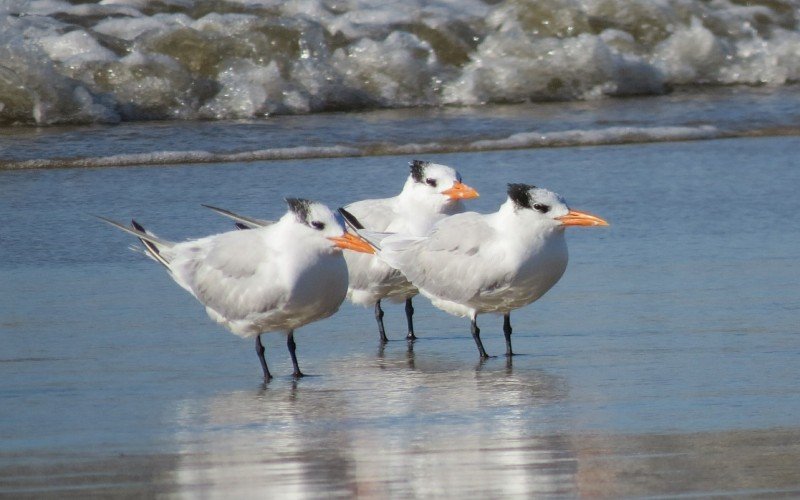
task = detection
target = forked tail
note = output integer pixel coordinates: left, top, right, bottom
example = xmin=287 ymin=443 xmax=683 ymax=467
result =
xmin=96 ymin=216 xmax=173 ymax=268
xmin=202 ymin=204 xmax=273 ymax=230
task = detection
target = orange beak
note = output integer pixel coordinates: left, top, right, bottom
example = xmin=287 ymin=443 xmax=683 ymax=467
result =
xmin=441 ymin=181 xmax=479 ymax=200
xmin=329 ymin=232 xmax=375 ymax=254
xmin=556 ymin=209 xmax=609 ymax=227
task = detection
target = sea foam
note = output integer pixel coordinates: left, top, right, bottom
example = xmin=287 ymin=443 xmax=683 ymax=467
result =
xmin=1 ymin=0 xmax=799 ymax=125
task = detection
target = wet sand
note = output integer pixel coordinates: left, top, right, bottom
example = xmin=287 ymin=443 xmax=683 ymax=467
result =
xmin=4 ymin=426 xmax=800 ymax=497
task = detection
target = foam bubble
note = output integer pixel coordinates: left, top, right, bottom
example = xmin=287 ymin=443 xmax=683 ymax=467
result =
xmin=445 ymin=30 xmax=665 ymax=104
xmin=39 ymin=30 xmax=118 ymax=66
xmin=333 ymin=31 xmax=441 ymax=106
xmin=94 ymin=14 xmax=192 ymax=42
xmin=201 ymin=60 xmax=289 ymax=118
xmin=720 ymin=30 xmax=800 ymax=85
xmin=654 ymin=17 xmax=725 ymax=84
xmin=3 ymin=0 xmax=800 ymax=125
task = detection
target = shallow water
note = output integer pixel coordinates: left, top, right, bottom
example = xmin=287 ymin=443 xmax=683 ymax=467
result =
xmin=1 ymin=134 xmax=800 ymax=496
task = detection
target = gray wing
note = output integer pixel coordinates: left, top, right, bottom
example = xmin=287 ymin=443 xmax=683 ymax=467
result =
xmin=170 ymin=228 xmax=288 ymax=321
xmin=379 ymin=213 xmax=507 ymax=304
xmin=344 ymin=198 xmax=397 ymax=231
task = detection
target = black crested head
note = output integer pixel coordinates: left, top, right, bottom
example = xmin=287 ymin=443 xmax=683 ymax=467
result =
xmin=409 ymin=160 xmax=429 ymax=183
xmin=507 ymin=183 xmax=536 ymax=209
xmin=286 ymin=198 xmax=311 ymax=223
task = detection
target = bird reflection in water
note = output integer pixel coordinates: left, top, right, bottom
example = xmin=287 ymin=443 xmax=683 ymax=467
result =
xmin=167 ymin=354 xmax=576 ymax=497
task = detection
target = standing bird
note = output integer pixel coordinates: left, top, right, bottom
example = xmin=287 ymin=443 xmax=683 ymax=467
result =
xmin=355 ymin=183 xmax=608 ymax=358
xmin=98 ymin=199 xmax=374 ymax=380
xmin=342 ymin=160 xmax=479 ymax=342
xmin=206 ymin=160 xmax=479 ymax=344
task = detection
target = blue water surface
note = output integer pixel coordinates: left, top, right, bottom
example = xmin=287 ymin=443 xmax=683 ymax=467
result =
xmin=1 ymin=134 xmax=799 ymax=496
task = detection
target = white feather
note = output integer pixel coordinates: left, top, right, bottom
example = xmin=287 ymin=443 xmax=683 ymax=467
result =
xmin=103 ymin=203 xmax=352 ymax=339
xmin=343 ymin=162 xmax=473 ymax=306
xmin=376 ymin=195 xmax=572 ymax=319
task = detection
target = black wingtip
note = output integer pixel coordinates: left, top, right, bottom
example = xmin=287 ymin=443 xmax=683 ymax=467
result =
xmin=130 ymin=219 xmax=163 ymax=260
xmin=235 ymin=222 xmax=250 ymax=231
xmin=338 ymin=207 xmax=365 ymax=230
xmin=130 ymin=219 xmax=146 ymax=232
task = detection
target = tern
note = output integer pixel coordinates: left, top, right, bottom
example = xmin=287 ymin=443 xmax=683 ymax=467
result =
xmin=98 ymin=198 xmax=374 ymax=380
xmin=342 ymin=160 xmax=478 ymax=342
xmin=206 ymin=160 xmax=479 ymax=344
xmin=350 ymin=183 xmax=608 ymax=358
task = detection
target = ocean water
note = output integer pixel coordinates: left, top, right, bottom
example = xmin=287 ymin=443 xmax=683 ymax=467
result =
xmin=1 ymin=124 xmax=800 ymax=496
xmin=2 ymin=0 xmax=800 ymax=496
xmin=3 ymin=85 xmax=800 ymax=170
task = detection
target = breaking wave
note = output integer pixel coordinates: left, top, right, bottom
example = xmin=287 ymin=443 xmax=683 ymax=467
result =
xmin=1 ymin=124 xmax=722 ymax=170
xmin=2 ymin=0 xmax=800 ymax=125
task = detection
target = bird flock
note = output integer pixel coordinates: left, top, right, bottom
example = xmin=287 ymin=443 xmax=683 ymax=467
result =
xmin=100 ymin=160 xmax=608 ymax=380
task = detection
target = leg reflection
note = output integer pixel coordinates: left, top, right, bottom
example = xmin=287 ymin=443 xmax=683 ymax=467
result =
xmin=406 ymin=338 xmax=416 ymax=370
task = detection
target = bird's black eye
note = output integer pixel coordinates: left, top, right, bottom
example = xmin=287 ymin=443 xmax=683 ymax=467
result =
xmin=533 ymin=203 xmax=550 ymax=213
xmin=311 ymin=221 xmax=325 ymax=230
xmin=425 ymin=178 xmax=437 ymax=188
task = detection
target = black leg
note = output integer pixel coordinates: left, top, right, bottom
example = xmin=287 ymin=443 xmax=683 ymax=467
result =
xmin=503 ymin=313 xmax=514 ymax=357
xmin=405 ymin=298 xmax=416 ymax=341
xmin=255 ymin=335 xmax=272 ymax=381
xmin=375 ymin=300 xmax=388 ymax=343
xmin=287 ymin=330 xmax=304 ymax=378
xmin=471 ymin=316 xmax=489 ymax=359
